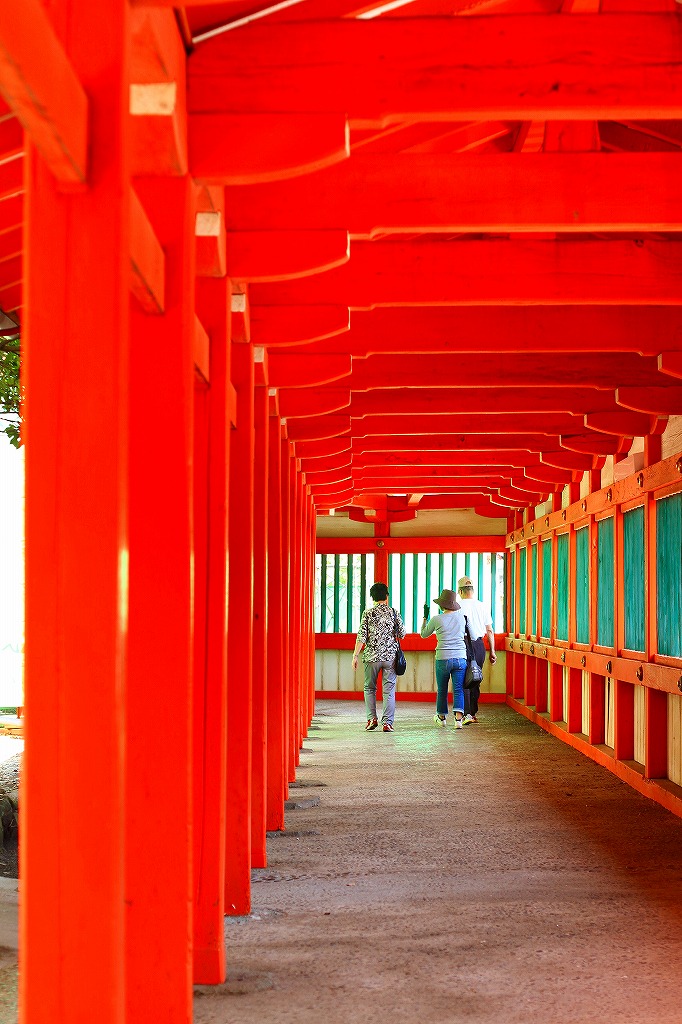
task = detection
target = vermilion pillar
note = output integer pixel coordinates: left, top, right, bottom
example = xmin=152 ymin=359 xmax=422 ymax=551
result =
xmin=266 ymin=412 xmax=286 ymax=831
xmin=251 ymin=384 xmax=269 ymax=868
xmin=193 ymin=277 xmax=231 ymax=983
xmin=549 ymin=662 xmax=564 ymax=721
xmin=127 ymin=177 xmax=195 ymax=1022
xmin=280 ymin=436 xmax=293 ymax=790
xmin=566 ymin=666 xmax=583 ymax=733
xmin=288 ymin=454 xmax=299 ymax=779
xmin=22 ymin=4 xmax=129 ymax=1018
xmin=226 ymin=340 xmax=255 ymax=914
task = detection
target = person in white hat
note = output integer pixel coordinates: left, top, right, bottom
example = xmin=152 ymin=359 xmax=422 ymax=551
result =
xmin=421 ymin=588 xmax=467 ymax=729
xmin=457 ymin=576 xmax=497 ymax=724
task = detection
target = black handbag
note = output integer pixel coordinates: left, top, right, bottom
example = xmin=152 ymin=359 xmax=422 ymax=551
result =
xmin=392 ymin=609 xmax=407 ymax=676
xmin=463 ymin=615 xmax=483 ymax=688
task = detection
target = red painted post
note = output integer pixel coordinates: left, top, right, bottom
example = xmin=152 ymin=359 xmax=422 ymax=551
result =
xmin=567 ymin=666 xmax=583 ymax=733
xmin=21 ymin=2 xmax=129 ymax=1016
xmin=266 ymin=411 xmax=286 ymax=831
xmin=225 ymin=340 xmax=255 ymax=914
xmin=524 ymin=654 xmax=537 ymax=707
xmin=251 ymin=384 xmax=269 ymax=868
xmin=549 ymin=662 xmax=564 ymax=722
xmin=193 ymin=277 xmax=231 ymax=983
xmin=588 ymin=673 xmax=606 ymax=745
xmin=535 ymin=659 xmax=548 ymax=713
xmin=286 ymin=456 xmax=296 ymax=774
xmin=280 ymin=438 xmax=293 ymax=788
xmin=645 ymin=688 xmax=668 ymax=780
xmin=513 ymin=650 xmax=524 ymax=700
xmin=127 ymin=176 xmax=196 ymax=1021
xmin=614 ymin=680 xmax=635 ymax=761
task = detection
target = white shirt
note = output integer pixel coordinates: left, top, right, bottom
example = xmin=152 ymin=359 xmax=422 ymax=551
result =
xmin=457 ymin=598 xmax=492 ymax=640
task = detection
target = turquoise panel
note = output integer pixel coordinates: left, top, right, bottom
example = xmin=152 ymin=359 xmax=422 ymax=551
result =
xmin=597 ymin=518 xmax=615 ymax=647
xmin=519 ymin=547 xmax=527 ymax=634
xmin=623 ymin=506 xmax=645 ymax=652
xmin=531 ymin=544 xmax=538 ymax=635
xmin=556 ymin=534 xmax=569 ymax=641
xmin=575 ymin=527 xmax=590 ymax=644
xmin=657 ymin=492 xmax=682 ymax=657
xmin=541 ymin=539 xmax=552 ymax=637
xmin=510 ymin=551 xmax=516 ymax=633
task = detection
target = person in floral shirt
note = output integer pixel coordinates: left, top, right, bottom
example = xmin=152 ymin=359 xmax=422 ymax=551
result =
xmin=352 ymin=582 xmax=406 ymax=733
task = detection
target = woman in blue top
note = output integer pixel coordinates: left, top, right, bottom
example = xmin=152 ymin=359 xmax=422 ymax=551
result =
xmin=420 ymin=588 xmax=467 ymax=729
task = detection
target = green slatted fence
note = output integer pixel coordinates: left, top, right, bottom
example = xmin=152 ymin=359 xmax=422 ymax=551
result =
xmin=315 ymin=551 xmax=506 ymax=633
xmin=541 ymin=538 xmax=552 ymax=638
xmin=597 ymin=517 xmax=615 ymax=647
xmin=556 ymin=533 xmax=569 ymax=642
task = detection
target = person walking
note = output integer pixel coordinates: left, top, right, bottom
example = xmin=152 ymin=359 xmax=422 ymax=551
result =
xmin=421 ymin=588 xmax=467 ymax=729
xmin=352 ymin=582 xmax=406 ymax=733
xmin=457 ymin=575 xmax=497 ymax=724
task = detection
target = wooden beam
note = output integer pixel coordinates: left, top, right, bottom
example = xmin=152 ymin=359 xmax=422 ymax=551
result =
xmin=250 ymin=240 xmax=682 ymax=307
xmin=322 ymin=307 xmax=682 ymax=357
xmin=189 ymin=16 xmax=682 ymax=120
xmin=349 ymin=388 xmax=630 ymax=418
xmin=268 ymin=352 xmax=351 ymax=388
xmin=225 ymin=154 xmax=682 ymax=233
xmin=226 ymin=229 xmax=349 ymax=282
xmin=129 ymin=186 xmax=165 ymax=315
xmin=251 ymin=304 xmax=349 ymax=347
xmin=190 ymin=112 xmax=349 ymax=184
xmin=347 ymin=352 xmax=669 ymax=391
xmin=195 ymin=185 xmax=226 ymax=278
xmin=616 ymin=386 xmax=682 ymax=415
xmin=278 ymin=388 xmax=351 ymax=418
xmin=0 ymin=0 xmax=87 ymax=182
xmin=130 ymin=7 xmax=188 ymax=176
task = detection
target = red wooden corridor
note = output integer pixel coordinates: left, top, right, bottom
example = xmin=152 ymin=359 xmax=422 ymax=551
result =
xmin=1 ymin=1 xmax=682 ymax=1022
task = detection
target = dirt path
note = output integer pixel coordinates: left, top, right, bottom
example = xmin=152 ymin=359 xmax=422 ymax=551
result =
xmin=195 ymin=700 xmax=682 ymax=1024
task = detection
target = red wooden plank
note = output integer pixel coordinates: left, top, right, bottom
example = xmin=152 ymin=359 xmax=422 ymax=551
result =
xmin=226 ymin=229 xmax=349 ymax=282
xmin=285 ymin=306 xmax=682 ymax=356
xmin=250 ymin=240 xmax=682 ymax=306
xmin=191 ymin=112 xmax=349 ymax=184
xmin=252 ymin=303 xmax=349 ymax=346
xmin=347 ymin=352 xmax=669 ymax=391
xmin=0 ymin=0 xmax=87 ymax=182
xmin=189 ymin=15 xmax=682 ymax=119
xmin=129 ymin=186 xmax=165 ymax=314
xmin=225 ymin=154 xmax=682 ymax=233
xmin=130 ymin=7 xmax=188 ymax=176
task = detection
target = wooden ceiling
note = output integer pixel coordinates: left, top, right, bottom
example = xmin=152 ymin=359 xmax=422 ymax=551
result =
xmin=3 ymin=0 xmax=682 ymax=521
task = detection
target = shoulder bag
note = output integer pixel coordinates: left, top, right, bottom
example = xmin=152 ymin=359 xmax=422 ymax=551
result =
xmin=391 ymin=608 xmax=407 ymax=676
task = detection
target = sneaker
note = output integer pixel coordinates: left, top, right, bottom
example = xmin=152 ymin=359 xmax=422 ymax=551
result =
xmin=454 ymin=715 xmax=464 ymax=729
xmin=383 ymin=722 xmax=394 ymax=732
xmin=433 ymin=714 xmax=447 ymax=727
xmin=365 ymin=717 xmax=378 ymax=731
xmin=462 ymin=714 xmax=475 ymax=725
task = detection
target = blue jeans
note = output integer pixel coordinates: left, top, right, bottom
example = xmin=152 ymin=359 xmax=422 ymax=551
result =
xmin=435 ymin=657 xmax=467 ymax=718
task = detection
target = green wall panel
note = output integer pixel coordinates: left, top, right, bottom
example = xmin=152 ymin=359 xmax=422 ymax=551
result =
xmin=510 ymin=551 xmax=516 ymax=633
xmin=623 ymin=506 xmax=645 ymax=652
xmin=657 ymin=492 xmax=682 ymax=658
xmin=597 ymin=517 xmax=615 ymax=647
xmin=575 ymin=527 xmax=590 ymax=644
xmin=519 ymin=546 xmax=527 ymax=634
xmin=531 ymin=544 xmax=538 ymax=636
xmin=556 ymin=533 xmax=569 ymax=641
xmin=541 ymin=539 xmax=552 ymax=638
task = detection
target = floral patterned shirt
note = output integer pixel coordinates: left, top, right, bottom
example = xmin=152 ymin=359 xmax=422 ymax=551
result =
xmin=357 ymin=604 xmax=406 ymax=663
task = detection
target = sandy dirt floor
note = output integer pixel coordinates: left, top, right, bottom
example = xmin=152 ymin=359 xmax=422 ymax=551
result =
xmin=194 ymin=700 xmax=682 ymax=1024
